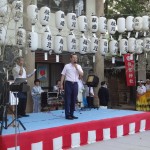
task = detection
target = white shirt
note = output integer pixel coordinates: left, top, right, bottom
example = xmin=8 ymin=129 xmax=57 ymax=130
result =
xmin=137 ymin=85 xmax=146 ymax=94
xmin=31 ymin=86 xmax=44 ymax=96
xmin=61 ymin=63 xmax=83 ymax=82
xmin=53 ymin=85 xmax=59 ymax=92
xmin=12 ymin=64 xmax=26 ymax=80
xmin=85 ymin=86 xmax=94 ymax=97
xmin=78 ymin=79 xmax=84 ymax=92
xmin=145 ymin=84 xmax=150 ymax=91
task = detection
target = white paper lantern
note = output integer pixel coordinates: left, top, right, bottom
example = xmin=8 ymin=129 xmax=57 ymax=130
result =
xmin=0 ymin=0 xmax=7 ymax=17
xmin=78 ymin=15 xmax=87 ymax=32
xmin=79 ymin=34 xmax=88 ymax=54
xmin=117 ymin=17 xmax=125 ymax=33
xmin=67 ymin=32 xmax=76 ymax=53
xmin=54 ymin=35 xmax=63 ymax=54
xmin=119 ymin=39 xmax=128 ymax=55
xmin=136 ymin=39 xmax=143 ymax=54
xmin=39 ymin=6 xmax=51 ymax=26
xmin=16 ymin=27 xmax=26 ymax=48
xmin=98 ymin=16 xmax=107 ymax=34
xmin=128 ymin=38 xmax=136 ymax=53
xmin=67 ymin=13 xmax=77 ymax=30
xmin=126 ymin=16 xmax=134 ymax=31
xmin=142 ymin=16 xmax=149 ymax=31
xmin=90 ymin=35 xmax=98 ymax=53
xmin=41 ymin=30 xmax=52 ymax=51
xmin=55 ymin=10 xmax=65 ymax=30
xmin=143 ymin=38 xmax=150 ymax=52
xmin=126 ymin=16 xmax=134 ymax=38
xmin=89 ymin=15 xmax=98 ymax=33
xmin=109 ymin=40 xmax=118 ymax=56
xmin=142 ymin=15 xmax=149 ymax=36
xmin=107 ymin=19 xmax=116 ymax=34
xmin=0 ymin=25 xmax=7 ymax=45
xmin=12 ymin=0 xmax=23 ymax=21
xmin=27 ymin=32 xmax=38 ymax=51
xmin=99 ymin=39 xmax=108 ymax=55
xmin=134 ymin=17 xmax=143 ymax=31
xmin=27 ymin=5 xmax=38 ymax=25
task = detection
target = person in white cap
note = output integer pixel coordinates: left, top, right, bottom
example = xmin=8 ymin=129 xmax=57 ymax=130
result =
xmin=136 ymin=80 xmax=147 ymax=111
xmin=145 ymin=79 xmax=150 ymax=91
xmin=137 ymin=80 xmax=146 ymax=95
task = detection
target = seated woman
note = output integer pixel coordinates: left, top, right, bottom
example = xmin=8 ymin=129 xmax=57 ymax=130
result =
xmin=145 ymin=79 xmax=150 ymax=108
xmin=145 ymin=79 xmax=150 ymax=92
xmin=53 ymin=79 xmax=64 ymax=100
xmin=136 ymin=80 xmax=147 ymax=111
xmin=53 ymin=80 xmax=61 ymax=92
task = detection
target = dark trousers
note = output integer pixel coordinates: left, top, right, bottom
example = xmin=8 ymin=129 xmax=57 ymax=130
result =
xmin=64 ymin=81 xmax=78 ymax=117
xmin=86 ymin=96 xmax=94 ymax=108
xmin=17 ymin=92 xmax=27 ymax=116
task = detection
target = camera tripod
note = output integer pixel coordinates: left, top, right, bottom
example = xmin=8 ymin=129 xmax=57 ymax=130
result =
xmin=0 ymin=105 xmax=7 ymax=135
xmin=0 ymin=81 xmax=11 ymax=135
xmin=0 ymin=102 xmax=19 ymax=135
xmin=7 ymin=92 xmax=26 ymax=130
xmin=0 ymin=82 xmax=26 ymax=135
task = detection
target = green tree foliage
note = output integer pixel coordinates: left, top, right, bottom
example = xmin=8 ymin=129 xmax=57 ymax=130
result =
xmin=105 ymin=0 xmax=150 ymax=18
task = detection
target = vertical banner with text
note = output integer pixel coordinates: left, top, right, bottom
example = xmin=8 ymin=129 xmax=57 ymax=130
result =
xmin=124 ymin=54 xmax=136 ymax=86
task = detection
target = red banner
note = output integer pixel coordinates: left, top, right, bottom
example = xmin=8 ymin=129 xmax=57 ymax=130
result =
xmin=124 ymin=54 xmax=136 ymax=86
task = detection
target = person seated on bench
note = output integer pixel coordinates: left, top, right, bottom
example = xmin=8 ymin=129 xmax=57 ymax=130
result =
xmin=53 ymin=80 xmax=61 ymax=92
xmin=53 ymin=80 xmax=64 ymax=99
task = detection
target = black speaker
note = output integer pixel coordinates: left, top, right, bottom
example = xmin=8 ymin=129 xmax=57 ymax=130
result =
xmin=86 ymin=75 xmax=99 ymax=87
xmin=41 ymin=92 xmax=48 ymax=107
xmin=10 ymin=83 xmax=30 ymax=92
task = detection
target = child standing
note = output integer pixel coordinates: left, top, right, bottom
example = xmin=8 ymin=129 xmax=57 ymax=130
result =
xmin=31 ymin=79 xmax=44 ymax=113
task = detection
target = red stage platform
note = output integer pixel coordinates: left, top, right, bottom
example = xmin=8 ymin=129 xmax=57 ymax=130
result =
xmin=0 ymin=111 xmax=150 ymax=150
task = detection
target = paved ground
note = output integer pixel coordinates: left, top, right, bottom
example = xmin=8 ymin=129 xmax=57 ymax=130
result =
xmin=72 ymin=131 xmax=150 ymax=150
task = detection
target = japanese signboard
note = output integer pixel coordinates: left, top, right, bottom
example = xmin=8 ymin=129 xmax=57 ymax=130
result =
xmin=124 ymin=54 xmax=136 ymax=86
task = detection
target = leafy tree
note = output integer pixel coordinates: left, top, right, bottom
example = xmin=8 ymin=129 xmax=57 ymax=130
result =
xmin=105 ymin=0 xmax=150 ymax=18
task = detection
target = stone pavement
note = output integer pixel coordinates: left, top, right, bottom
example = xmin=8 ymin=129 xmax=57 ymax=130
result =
xmin=72 ymin=131 xmax=150 ymax=150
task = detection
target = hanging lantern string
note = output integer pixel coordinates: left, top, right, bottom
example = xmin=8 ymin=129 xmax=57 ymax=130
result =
xmin=105 ymin=13 xmax=149 ymax=17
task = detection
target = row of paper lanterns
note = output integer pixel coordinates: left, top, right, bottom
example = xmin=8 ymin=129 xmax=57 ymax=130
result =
xmin=0 ymin=0 xmax=23 ymax=22
xmin=0 ymin=1 xmax=150 ymax=37
xmin=1 ymin=1 xmax=150 ymax=37
xmin=0 ymin=1 xmax=150 ymax=57
xmin=27 ymin=32 xmax=150 ymax=56
xmin=26 ymin=4 xmax=150 ymax=38
xmin=23 ymin=3 xmax=150 ymax=56
xmin=0 ymin=24 xmax=150 ymax=55
xmin=0 ymin=2 xmax=150 ymax=38
xmin=26 ymin=4 xmax=150 ymax=37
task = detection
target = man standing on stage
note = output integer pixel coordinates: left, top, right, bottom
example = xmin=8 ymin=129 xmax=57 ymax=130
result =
xmin=98 ymin=81 xmax=109 ymax=109
xmin=12 ymin=57 xmax=35 ymax=117
xmin=60 ymin=54 xmax=83 ymax=120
